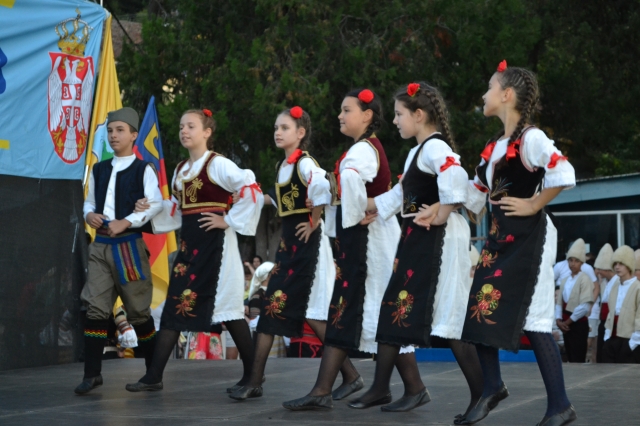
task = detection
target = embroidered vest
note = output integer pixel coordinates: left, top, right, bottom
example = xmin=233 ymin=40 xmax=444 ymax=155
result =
xmin=401 ymin=135 xmax=441 ymax=216
xmin=274 ymin=151 xmax=318 ymax=217
xmin=476 ymin=126 xmax=545 ymax=203
xmin=93 ymin=158 xmax=153 ymax=234
xmin=363 ymin=137 xmax=392 ymax=198
xmin=173 ymin=152 xmax=232 ymax=215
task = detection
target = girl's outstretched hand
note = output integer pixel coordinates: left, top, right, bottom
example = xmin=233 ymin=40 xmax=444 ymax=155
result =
xmin=413 ymin=202 xmax=440 ymax=230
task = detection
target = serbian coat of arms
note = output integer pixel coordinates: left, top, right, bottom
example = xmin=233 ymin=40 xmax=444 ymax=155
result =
xmin=47 ymin=10 xmax=95 ymax=163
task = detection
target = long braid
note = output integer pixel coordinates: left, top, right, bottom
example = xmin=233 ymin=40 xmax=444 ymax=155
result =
xmin=427 ymin=90 xmax=457 ymax=153
xmin=498 ymin=68 xmax=539 ymax=144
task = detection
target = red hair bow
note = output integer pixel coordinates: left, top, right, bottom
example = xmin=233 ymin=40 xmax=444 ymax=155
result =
xmin=202 ymin=109 xmax=212 ymax=117
xmin=358 ymin=89 xmax=374 ymax=104
xmin=497 ymin=60 xmax=507 ymax=73
xmin=407 ymin=83 xmax=420 ymax=97
xmin=290 ymin=106 xmax=303 ymax=119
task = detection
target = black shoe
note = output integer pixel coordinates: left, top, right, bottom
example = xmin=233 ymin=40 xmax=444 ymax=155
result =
xmin=332 ymin=376 xmax=364 ymax=400
xmin=536 ymin=405 xmax=577 ymax=426
xmin=125 ymin=381 xmax=163 ymax=392
xmin=229 ymin=386 xmax=263 ymax=401
xmin=455 ymin=383 xmax=509 ymax=425
xmin=74 ymin=375 xmax=103 ymax=395
xmin=226 ymin=375 xmax=266 ymax=394
xmin=381 ymin=388 xmax=431 ymax=412
xmin=282 ymin=394 xmax=333 ymax=411
xmin=347 ymin=393 xmax=393 ymax=409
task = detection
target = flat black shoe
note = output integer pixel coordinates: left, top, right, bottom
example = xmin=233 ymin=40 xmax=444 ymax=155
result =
xmin=74 ymin=375 xmax=103 ymax=395
xmin=229 ymin=386 xmax=263 ymax=401
xmin=227 ymin=375 xmax=266 ymax=393
xmin=125 ymin=381 xmax=163 ymax=392
xmin=536 ymin=405 xmax=577 ymax=426
xmin=456 ymin=383 xmax=509 ymax=425
xmin=282 ymin=394 xmax=333 ymax=411
xmin=347 ymin=393 xmax=393 ymax=409
xmin=381 ymin=388 xmax=431 ymax=412
xmin=332 ymin=376 xmax=364 ymax=400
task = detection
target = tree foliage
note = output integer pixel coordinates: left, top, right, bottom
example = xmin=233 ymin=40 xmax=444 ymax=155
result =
xmin=117 ymin=0 xmax=640 ymax=183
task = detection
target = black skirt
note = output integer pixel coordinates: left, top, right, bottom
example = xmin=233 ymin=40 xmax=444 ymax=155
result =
xmin=324 ymin=206 xmax=369 ymax=350
xmin=461 ymin=208 xmax=547 ymax=351
xmin=376 ymin=219 xmax=446 ymax=347
xmin=160 ymin=213 xmax=225 ymax=332
xmin=256 ymin=214 xmax=321 ymax=338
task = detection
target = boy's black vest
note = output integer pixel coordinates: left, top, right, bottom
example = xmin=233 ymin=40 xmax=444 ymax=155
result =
xmin=93 ymin=158 xmax=154 ymax=234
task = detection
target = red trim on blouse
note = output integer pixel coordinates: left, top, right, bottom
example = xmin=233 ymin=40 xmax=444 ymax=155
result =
xmin=440 ymin=156 xmax=461 ymax=172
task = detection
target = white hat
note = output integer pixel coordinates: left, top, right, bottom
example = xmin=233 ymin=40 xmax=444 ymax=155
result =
xmin=594 ymin=243 xmax=614 ymax=270
xmin=612 ymin=246 xmax=635 ymax=274
xmin=635 ymin=249 xmax=640 ymax=271
xmin=469 ymin=245 xmax=480 ymax=266
xmin=248 ymin=261 xmax=275 ymax=298
xmin=566 ymin=238 xmax=586 ymax=263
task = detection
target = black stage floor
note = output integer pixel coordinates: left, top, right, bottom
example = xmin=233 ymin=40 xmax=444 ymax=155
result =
xmin=0 ymin=358 xmax=638 ymax=425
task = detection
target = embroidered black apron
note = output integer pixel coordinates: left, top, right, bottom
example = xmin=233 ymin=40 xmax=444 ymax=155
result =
xmin=257 ymin=155 xmax=321 ymax=338
xmin=160 ymin=213 xmax=225 ymax=332
xmin=461 ymin=129 xmax=547 ymax=351
xmin=324 ymin=205 xmax=370 ymax=350
xmin=376 ymin=136 xmax=446 ymax=347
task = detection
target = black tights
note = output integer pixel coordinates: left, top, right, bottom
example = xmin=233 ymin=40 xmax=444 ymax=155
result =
xmin=140 ymin=319 xmax=254 ymax=385
xmin=349 ymin=343 xmax=425 ymax=403
xmin=476 ymin=331 xmax=571 ymax=417
xmin=449 ymin=339 xmax=484 ymax=418
xmin=246 ymin=319 xmax=360 ymax=391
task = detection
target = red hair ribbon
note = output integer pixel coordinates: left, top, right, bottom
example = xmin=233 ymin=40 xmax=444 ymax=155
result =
xmin=474 ymin=182 xmax=489 ymax=193
xmin=358 ymin=89 xmax=374 ymax=104
xmin=286 ymin=149 xmax=304 ymax=164
xmin=290 ymin=106 xmax=303 ymax=119
xmin=407 ymin=83 xmax=420 ymax=97
xmin=440 ymin=156 xmax=461 ymax=172
xmin=202 ymin=109 xmax=212 ymax=117
xmin=239 ymin=183 xmax=263 ymax=203
xmin=480 ymin=141 xmax=497 ymax=162
xmin=497 ymin=60 xmax=507 ymax=72
xmin=506 ymin=140 xmax=521 ymax=160
xmin=547 ymin=152 xmax=568 ymax=169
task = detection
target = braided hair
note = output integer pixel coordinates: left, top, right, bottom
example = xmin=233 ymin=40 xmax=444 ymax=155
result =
xmin=279 ymin=108 xmax=312 ymax=150
xmin=183 ymin=109 xmax=217 ymax=150
xmin=394 ymin=82 xmax=457 ymax=152
xmin=496 ymin=67 xmax=539 ymax=144
xmin=346 ymin=88 xmax=383 ymax=141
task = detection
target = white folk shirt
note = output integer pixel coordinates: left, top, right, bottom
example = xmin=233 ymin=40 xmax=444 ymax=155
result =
xmin=555 ymin=273 xmax=591 ymax=322
xmin=604 ymin=277 xmax=640 ymax=350
xmin=83 ymin=154 xmax=163 ymax=227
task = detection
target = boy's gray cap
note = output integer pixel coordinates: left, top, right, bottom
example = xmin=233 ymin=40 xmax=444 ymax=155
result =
xmin=107 ymin=107 xmax=139 ymax=131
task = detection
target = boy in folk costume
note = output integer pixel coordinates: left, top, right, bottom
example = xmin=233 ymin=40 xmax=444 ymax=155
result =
xmin=76 ymin=107 xmax=163 ymax=394
xmin=593 ymin=243 xmax=618 ymax=363
xmin=602 ymin=246 xmax=640 ymax=364
xmin=555 ymin=238 xmax=594 ymax=363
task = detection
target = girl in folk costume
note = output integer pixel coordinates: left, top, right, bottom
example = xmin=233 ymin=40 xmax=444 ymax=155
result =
xmin=459 ymin=61 xmax=577 ymax=426
xmin=282 ymin=89 xmax=404 ymax=411
xmin=592 ymin=243 xmax=617 ymax=363
xmin=126 ymin=109 xmax=263 ymax=391
xmin=347 ymin=83 xmax=484 ymax=416
xmin=230 ymin=106 xmax=349 ymax=400
xmin=602 ymin=246 xmax=640 ymax=364
xmin=555 ymin=238 xmax=594 ymax=363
